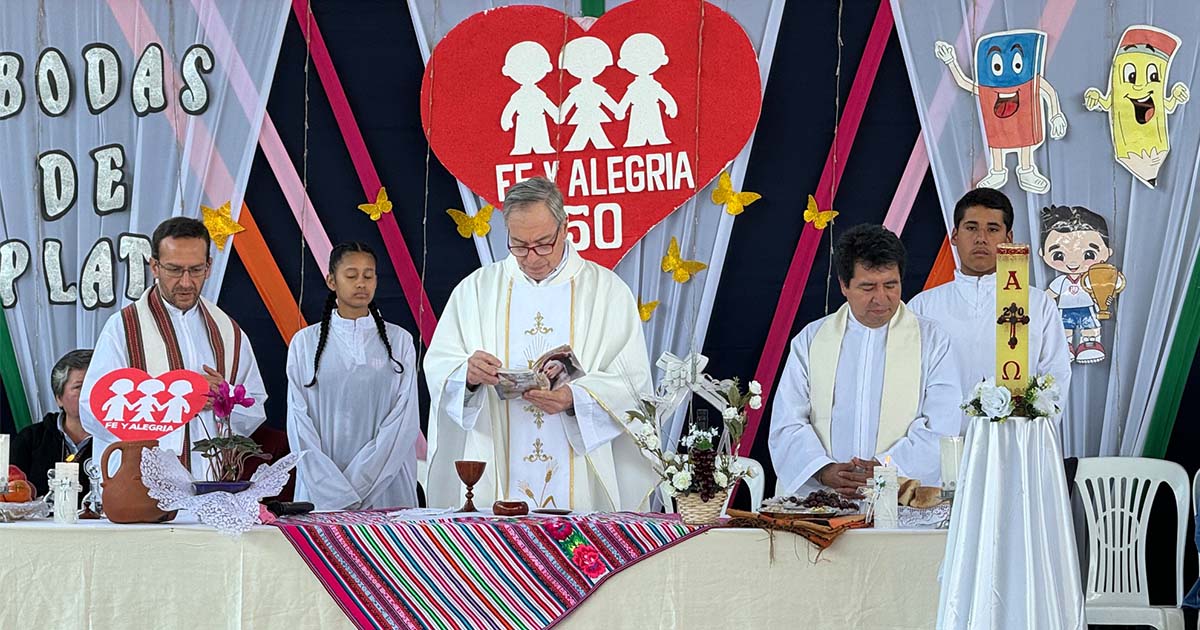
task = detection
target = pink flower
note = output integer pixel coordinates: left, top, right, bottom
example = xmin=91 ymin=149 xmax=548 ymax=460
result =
xmin=209 ymin=381 xmax=256 ymax=419
xmin=571 ymin=544 xmax=606 ymax=578
xmin=544 ymin=519 xmax=573 ymax=541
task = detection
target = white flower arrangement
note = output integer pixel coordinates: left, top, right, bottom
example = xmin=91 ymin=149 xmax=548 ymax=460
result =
xmin=962 ymin=375 xmax=1061 ymax=422
xmin=624 ymin=377 xmax=761 ymax=499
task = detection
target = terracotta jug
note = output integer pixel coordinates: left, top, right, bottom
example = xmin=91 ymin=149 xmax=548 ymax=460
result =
xmin=101 ymin=440 xmax=177 ymax=524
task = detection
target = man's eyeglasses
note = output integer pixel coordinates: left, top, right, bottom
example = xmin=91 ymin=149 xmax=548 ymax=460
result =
xmin=157 ymin=262 xmax=209 ymax=279
xmin=508 ymin=228 xmax=562 ymax=257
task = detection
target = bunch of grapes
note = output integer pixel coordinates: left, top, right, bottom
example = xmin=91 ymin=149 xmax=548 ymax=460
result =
xmin=691 ymin=447 xmax=719 ymax=502
xmin=787 ymin=489 xmax=858 ymax=510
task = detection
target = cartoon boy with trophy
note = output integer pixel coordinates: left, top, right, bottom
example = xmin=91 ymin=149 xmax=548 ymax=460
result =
xmin=1039 ymin=205 xmax=1126 ymax=364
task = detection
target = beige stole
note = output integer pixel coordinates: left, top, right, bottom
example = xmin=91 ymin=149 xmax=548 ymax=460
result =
xmin=119 ymin=286 xmax=241 ymax=470
xmin=809 ymin=303 xmax=922 ymax=455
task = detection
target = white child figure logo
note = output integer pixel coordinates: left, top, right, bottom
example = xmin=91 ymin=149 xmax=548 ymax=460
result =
xmin=101 ymin=378 xmax=135 ymax=424
xmin=559 ymin=36 xmax=624 ymax=152
xmin=500 ymin=41 xmax=561 ymax=156
xmin=160 ymin=380 xmax=196 ymax=425
xmin=616 ymin=33 xmax=677 ymax=147
xmin=130 ymin=379 xmax=166 ymax=424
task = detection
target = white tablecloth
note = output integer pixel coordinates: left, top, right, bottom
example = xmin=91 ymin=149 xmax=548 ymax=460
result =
xmin=937 ymin=417 xmax=1085 ymax=629
xmin=2 ymin=517 xmax=947 ymax=629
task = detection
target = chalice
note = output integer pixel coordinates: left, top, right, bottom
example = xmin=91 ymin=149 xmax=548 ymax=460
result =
xmin=455 ymin=460 xmax=486 ymax=512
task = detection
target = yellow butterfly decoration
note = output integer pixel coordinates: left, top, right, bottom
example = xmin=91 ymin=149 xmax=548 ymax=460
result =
xmin=661 ymin=237 xmax=708 ymax=284
xmin=358 ymin=186 xmax=393 ymax=221
xmin=446 ymin=205 xmax=494 ymax=238
xmin=637 ymin=298 xmax=660 ymax=322
xmin=200 ymin=200 xmax=244 ymax=251
xmin=803 ymin=194 xmax=839 ymax=229
xmin=711 ymin=171 xmax=761 ymax=216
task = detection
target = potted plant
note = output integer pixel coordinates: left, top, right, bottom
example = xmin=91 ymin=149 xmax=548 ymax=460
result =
xmin=625 ymin=378 xmax=760 ymax=525
xmin=192 ymin=382 xmax=270 ymax=495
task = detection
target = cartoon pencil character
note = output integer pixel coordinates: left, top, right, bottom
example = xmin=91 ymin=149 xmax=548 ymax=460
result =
xmin=935 ymin=30 xmax=1068 ymax=194
xmin=1039 ymin=205 xmax=1126 ymax=364
xmin=1084 ymin=25 xmax=1189 ymax=188
xmin=500 ymin=41 xmax=560 ymax=156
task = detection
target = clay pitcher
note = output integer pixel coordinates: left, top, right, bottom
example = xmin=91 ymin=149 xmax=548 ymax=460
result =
xmin=101 ymin=440 xmax=177 ymax=524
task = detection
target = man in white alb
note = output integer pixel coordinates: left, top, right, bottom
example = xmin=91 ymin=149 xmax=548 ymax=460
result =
xmin=769 ymin=225 xmax=962 ymax=497
xmin=81 ymin=217 xmax=267 ymax=477
xmin=908 ymin=188 xmax=1071 ymax=432
xmin=424 ymin=177 xmax=657 ymax=512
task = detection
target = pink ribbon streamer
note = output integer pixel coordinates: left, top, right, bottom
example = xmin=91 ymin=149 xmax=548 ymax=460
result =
xmin=739 ymin=0 xmax=895 ymax=459
xmin=291 ymin=0 xmax=437 ymax=348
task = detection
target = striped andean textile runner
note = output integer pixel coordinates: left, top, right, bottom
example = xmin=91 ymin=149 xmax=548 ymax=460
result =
xmin=274 ymin=511 xmax=712 ymax=630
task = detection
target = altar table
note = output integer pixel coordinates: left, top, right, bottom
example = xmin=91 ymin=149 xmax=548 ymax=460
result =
xmin=1 ymin=518 xmax=946 ymax=629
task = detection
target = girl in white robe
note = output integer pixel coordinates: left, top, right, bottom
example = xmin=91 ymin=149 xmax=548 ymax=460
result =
xmin=286 ymin=242 xmax=419 ymax=510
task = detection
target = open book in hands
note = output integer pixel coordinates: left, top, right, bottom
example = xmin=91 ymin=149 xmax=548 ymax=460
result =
xmin=494 ymin=345 xmax=586 ymax=400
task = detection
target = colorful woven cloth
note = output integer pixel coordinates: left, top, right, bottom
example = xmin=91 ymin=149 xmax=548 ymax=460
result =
xmin=274 ymin=511 xmax=711 ymax=630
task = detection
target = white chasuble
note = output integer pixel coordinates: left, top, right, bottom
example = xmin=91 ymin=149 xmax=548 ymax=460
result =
xmin=423 ymin=245 xmax=659 ymax=512
xmin=505 ymin=280 xmax=574 ymax=509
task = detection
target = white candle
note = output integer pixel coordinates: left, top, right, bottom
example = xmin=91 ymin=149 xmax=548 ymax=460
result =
xmin=56 ymin=462 xmax=79 ymax=484
xmin=940 ymin=436 xmax=965 ymax=492
xmin=0 ymin=434 xmax=8 ymax=488
xmin=873 ymin=460 xmax=899 ymax=529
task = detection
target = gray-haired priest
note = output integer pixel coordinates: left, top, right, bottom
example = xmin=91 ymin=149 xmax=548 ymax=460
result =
xmin=769 ymin=224 xmax=962 ymax=497
xmin=424 ymin=176 xmax=657 ymax=512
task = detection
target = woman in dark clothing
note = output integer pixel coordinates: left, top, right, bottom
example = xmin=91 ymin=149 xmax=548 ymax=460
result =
xmin=13 ymin=350 xmax=93 ymax=501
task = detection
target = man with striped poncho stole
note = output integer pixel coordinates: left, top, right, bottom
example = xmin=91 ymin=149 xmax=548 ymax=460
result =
xmin=81 ymin=217 xmax=267 ymax=478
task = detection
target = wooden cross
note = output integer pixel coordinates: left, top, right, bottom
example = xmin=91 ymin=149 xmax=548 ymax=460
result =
xmin=997 ymin=302 xmax=1030 ymax=350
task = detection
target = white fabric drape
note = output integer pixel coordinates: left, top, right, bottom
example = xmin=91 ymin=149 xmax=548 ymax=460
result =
xmin=408 ymin=0 xmax=784 ymax=449
xmin=0 ymin=0 xmax=289 ymax=419
xmin=936 ymin=417 xmax=1085 ymax=629
xmin=891 ymin=0 xmax=1200 ymax=456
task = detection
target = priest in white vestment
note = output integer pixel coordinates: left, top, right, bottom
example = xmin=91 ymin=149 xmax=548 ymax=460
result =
xmin=81 ymin=217 xmax=267 ymax=478
xmin=770 ymin=224 xmax=962 ymax=496
xmin=425 ymin=177 xmax=657 ymax=512
xmin=908 ymin=188 xmax=1071 ymax=432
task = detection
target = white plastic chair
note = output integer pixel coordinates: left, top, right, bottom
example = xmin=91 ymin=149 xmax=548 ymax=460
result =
xmin=660 ymin=456 xmax=765 ymax=516
xmin=1073 ymin=457 xmax=1188 ymax=630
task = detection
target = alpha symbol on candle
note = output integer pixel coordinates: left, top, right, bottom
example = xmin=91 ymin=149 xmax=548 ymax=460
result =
xmin=1003 ymin=270 xmax=1023 ymax=290
xmin=1001 ymin=360 xmax=1022 ymax=380
xmin=997 ymin=302 xmax=1031 ymax=350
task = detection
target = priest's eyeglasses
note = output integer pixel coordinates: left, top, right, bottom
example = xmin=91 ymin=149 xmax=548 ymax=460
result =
xmin=158 ymin=263 xmax=209 ymax=278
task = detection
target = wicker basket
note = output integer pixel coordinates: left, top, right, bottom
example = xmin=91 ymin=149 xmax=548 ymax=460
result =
xmin=675 ymin=489 xmax=728 ymax=525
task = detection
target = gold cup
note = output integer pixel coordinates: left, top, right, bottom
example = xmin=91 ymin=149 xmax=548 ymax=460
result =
xmin=1085 ymin=263 xmax=1121 ymax=320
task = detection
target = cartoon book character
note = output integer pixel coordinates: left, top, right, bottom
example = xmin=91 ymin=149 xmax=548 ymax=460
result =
xmin=1039 ymin=205 xmax=1126 ymax=364
xmin=1084 ymin=25 xmax=1189 ymax=188
xmin=935 ymin=30 xmax=1068 ymax=194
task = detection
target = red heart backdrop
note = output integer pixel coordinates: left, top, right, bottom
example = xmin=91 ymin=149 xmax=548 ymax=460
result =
xmin=421 ymin=0 xmax=762 ymax=268
xmin=88 ymin=368 xmax=211 ymax=442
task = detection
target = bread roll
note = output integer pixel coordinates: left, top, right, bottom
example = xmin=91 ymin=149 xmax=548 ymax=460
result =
xmin=911 ymin=486 xmax=944 ymax=509
xmin=897 ymin=478 xmax=919 ymax=505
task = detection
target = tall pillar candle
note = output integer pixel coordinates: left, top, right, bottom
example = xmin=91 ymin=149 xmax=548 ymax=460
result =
xmin=872 ymin=458 xmax=899 ymax=529
xmin=0 ymin=434 xmax=9 ymax=490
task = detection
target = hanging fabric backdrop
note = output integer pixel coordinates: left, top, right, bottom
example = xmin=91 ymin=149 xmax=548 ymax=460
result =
xmin=409 ymin=0 xmax=784 ymax=449
xmin=0 ymin=0 xmax=290 ymax=425
xmin=891 ymin=0 xmax=1200 ymax=457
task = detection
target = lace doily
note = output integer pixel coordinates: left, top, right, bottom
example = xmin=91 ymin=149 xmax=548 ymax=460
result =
xmin=140 ymin=447 xmax=302 ymax=535
xmin=898 ymin=503 xmax=952 ymax=529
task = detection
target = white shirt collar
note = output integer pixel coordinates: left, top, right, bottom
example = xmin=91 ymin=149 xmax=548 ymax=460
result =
xmin=523 ymin=243 xmax=572 ymax=286
xmin=56 ymin=412 xmax=90 ymax=455
xmin=331 ymin=308 xmax=375 ymax=334
xmin=156 ymin=286 xmax=200 ymax=318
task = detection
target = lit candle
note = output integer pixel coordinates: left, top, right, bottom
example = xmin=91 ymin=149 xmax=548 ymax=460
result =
xmin=873 ymin=456 xmax=899 ymax=529
xmin=56 ymin=462 xmax=79 ymax=484
xmin=0 ymin=434 xmax=8 ymax=489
